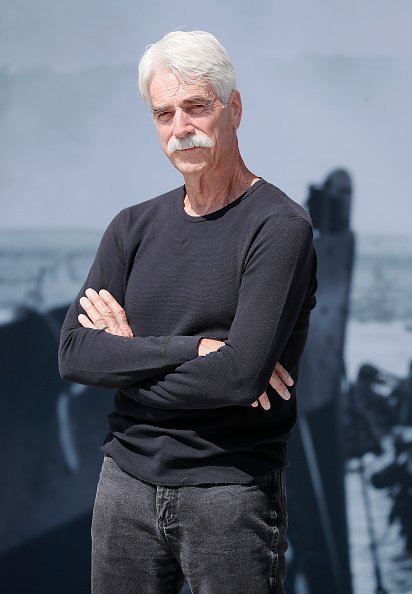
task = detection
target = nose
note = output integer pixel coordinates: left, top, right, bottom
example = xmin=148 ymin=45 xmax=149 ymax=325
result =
xmin=172 ymin=108 xmax=195 ymax=138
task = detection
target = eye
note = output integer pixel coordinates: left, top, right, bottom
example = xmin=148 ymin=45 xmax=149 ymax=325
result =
xmin=156 ymin=111 xmax=173 ymax=123
xmin=189 ymin=104 xmax=207 ymax=114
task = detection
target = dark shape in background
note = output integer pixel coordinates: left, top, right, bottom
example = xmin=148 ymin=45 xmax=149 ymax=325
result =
xmin=0 ymin=306 xmax=113 ymax=593
xmin=286 ymin=169 xmax=354 ymax=594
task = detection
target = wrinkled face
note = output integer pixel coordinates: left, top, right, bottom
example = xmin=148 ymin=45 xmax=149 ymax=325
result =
xmin=149 ymin=69 xmax=241 ymax=176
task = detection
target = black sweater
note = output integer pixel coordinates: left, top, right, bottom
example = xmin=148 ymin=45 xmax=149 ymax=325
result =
xmin=58 ymin=178 xmax=317 ymax=485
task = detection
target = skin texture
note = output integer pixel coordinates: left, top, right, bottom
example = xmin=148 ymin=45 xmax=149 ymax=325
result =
xmin=78 ymin=70 xmax=295 ymax=409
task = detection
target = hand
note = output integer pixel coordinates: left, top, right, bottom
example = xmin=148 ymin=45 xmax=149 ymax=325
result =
xmin=197 ymin=339 xmax=293 ymax=411
xmin=251 ymin=362 xmax=294 ymax=410
xmin=197 ymin=337 xmax=226 ymax=357
xmin=78 ymin=288 xmax=134 ymax=337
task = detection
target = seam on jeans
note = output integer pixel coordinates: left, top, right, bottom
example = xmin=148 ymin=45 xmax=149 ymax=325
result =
xmin=279 ymin=469 xmax=288 ymax=519
xmin=269 ymin=470 xmax=280 ymax=592
xmin=270 ymin=525 xmax=279 ymax=592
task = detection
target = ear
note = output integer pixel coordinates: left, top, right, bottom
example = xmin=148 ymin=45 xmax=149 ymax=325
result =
xmin=228 ymin=90 xmax=242 ymax=129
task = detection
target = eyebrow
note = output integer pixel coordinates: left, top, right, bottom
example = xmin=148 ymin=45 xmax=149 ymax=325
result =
xmin=151 ymin=94 xmax=215 ymax=116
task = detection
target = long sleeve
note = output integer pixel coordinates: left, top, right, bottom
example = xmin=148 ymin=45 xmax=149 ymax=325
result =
xmin=119 ymin=216 xmax=317 ymax=409
xmin=58 ymin=210 xmax=201 ymax=387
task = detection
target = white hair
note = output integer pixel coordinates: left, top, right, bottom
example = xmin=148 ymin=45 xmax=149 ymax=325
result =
xmin=138 ymin=30 xmax=237 ymax=106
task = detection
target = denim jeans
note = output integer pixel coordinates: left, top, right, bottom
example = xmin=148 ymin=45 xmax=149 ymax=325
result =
xmin=91 ymin=455 xmax=288 ymax=593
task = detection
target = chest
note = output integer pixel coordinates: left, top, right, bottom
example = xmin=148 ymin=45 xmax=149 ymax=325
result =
xmin=124 ymin=224 xmax=245 ymax=336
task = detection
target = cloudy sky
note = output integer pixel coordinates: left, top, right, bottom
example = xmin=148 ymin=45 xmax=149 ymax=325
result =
xmin=0 ymin=0 xmax=410 ymax=233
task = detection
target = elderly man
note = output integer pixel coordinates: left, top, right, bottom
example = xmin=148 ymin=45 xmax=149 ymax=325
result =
xmin=59 ymin=30 xmax=317 ymax=594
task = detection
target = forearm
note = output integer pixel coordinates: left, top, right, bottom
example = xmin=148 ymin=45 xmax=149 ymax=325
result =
xmin=58 ymin=321 xmax=201 ymax=388
xmin=118 ymin=334 xmax=286 ymax=409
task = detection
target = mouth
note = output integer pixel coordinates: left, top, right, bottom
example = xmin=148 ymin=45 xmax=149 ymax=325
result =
xmin=177 ymin=146 xmax=202 ymax=151
xmin=171 ymin=147 xmax=204 ymax=155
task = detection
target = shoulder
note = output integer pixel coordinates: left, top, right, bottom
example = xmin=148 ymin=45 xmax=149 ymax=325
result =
xmin=246 ymin=183 xmax=317 ymax=277
xmin=254 ymin=180 xmax=313 ymax=227
xmin=120 ymin=186 xmax=182 ymax=223
xmin=103 ymin=186 xmax=182 ymax=243
xmin=98 ymin=186 xmax=182 ymax=252
xmin=245 ymin=180 xmax=313 ymax=244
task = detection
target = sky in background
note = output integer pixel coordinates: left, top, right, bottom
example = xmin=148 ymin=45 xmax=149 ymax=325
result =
xmin=0 ymin=0 xmax=410 ymax=234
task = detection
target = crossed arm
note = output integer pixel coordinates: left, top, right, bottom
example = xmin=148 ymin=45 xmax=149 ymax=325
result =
xmin=59 ymin=213 xmax=316 ymax=410
xmin=77 ymin=287 xmax=294 ymax=410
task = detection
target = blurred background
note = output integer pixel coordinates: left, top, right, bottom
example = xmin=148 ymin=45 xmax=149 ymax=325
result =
xmin=0 ymin=1 xmax=411 ymax=593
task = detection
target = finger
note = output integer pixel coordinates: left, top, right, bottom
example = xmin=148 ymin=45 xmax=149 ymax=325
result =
xmin=84 ymin=288 xmax=118 ymax=329
xmin=98 ymin=289 xmax=133 ymax=336
xmin=274 ymin=362 xmax=294 ymax=386
xmin=258 ymin=392 xmax=271 ymax=411
xmin=78 ymin=313 xmax=97 ymax=329
xmin=269 ymin=372 xmax=291 ymax=400
xmin=251 ymin=400 xmax=259 ymax=407
xmin=79 ymin=296 xmax=109 ymax=329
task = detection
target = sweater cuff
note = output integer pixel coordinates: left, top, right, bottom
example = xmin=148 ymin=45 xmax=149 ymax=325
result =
xmin=164 ymin=335 xmax=202 ymax=366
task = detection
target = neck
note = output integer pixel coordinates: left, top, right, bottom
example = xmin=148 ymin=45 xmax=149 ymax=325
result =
xmin=183 ymin=152 xmax=259 ymax=217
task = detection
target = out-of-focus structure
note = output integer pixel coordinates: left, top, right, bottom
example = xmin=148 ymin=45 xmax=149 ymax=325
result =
xmin=286 ymin=169 xmax=355 ymax=594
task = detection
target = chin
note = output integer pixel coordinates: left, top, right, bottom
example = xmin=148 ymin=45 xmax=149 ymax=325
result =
xmin=171 ymin=156 xmax=209 ymax=175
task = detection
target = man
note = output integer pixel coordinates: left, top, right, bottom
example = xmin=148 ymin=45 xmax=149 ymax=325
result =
xmin=59 ymin=30 xmax=317 ymax=594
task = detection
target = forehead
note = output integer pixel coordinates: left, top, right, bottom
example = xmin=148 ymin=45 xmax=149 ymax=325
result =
xmin=149 ymin=70 xmax=216 ymax=107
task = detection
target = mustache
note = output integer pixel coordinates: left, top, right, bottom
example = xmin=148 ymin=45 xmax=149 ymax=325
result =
xmin=168 ymin=134 xmax=214 ymax=154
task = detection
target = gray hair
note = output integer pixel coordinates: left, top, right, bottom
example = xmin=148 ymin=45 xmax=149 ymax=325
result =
xmin=138 ymin=30 xmax=237 ymax=106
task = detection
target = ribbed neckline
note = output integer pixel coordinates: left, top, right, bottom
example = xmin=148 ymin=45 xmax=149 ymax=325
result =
xmin=176 ymin=178 xmax=266 ymax=223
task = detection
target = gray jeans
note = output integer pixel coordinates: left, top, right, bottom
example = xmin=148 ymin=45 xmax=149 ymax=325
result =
xmin=91 ymin=455 xmax=288 ymax=593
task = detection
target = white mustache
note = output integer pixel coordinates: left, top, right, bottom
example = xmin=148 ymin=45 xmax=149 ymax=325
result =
xmin=168 ymin=135 xmax=214 ymax=154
